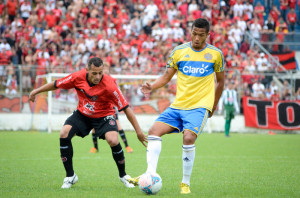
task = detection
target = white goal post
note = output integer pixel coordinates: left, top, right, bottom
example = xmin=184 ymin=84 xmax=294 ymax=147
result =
xmin=36 ymin=73 xmax=177 ymax=133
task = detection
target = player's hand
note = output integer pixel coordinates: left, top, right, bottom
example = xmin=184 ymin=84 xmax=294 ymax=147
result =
xmin=137 ymin=132 xmax=148 ymax=147
xmin=29 ymin=90 xmax=37 ymax=102
xmin=140 ymin=82 xmax=152 ymax=95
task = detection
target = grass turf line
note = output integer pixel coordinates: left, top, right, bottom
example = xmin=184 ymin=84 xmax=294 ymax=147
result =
xmin=0 ymin=132 xmax=299 ymax=198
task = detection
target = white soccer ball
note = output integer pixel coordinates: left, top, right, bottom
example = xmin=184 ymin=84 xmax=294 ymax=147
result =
xmin=138 ymin=172 xmax=162 ymax=195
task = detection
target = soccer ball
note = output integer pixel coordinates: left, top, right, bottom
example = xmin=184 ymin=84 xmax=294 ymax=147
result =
xmin=138 ymin=172 xmax=162 ymax=195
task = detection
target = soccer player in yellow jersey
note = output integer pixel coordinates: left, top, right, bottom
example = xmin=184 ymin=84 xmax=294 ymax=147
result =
xmin=127 ymin=18 xmax=225 ymax=194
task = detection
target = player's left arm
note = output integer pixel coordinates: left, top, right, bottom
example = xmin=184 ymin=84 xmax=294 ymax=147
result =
xmin=123 ymin=107 xmax=147 ymax=147
xmin=210 ymin=71 xmax=225 ymax=118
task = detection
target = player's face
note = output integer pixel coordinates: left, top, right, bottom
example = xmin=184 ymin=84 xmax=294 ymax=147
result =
xmin=191 ymin=27 xmax=209 ymax=50
xmin=87 ymin=64 xmax=104 ymax=85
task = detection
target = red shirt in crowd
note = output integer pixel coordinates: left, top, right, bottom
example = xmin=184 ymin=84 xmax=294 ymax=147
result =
xmin=55 ymin=70 xmax=129 ymax=118
xmin=289 ymin=0 xmax=297 ymax=8
xmin=6 ymin=0 xmax=18 ymax=16
xmin=0 ymin=2 xmax=5 ymax=15
xmin=36 ymin=6 xmax=46 ymax=22
xmin=287 ymin=11 xmax=297 ymax=23
xmin=44 ymin=13 xmax=57 ymax=28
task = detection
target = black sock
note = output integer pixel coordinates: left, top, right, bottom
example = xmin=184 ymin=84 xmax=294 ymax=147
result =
xmin=118 ymin=129 xmax=128 ymax=147
xmin=92 ymin=134 xmax=98 ymax=150
xmin=111 ymin=143 xmax=126 ymax=177
xmin=60 ymin=138 xmax=74 ymax=177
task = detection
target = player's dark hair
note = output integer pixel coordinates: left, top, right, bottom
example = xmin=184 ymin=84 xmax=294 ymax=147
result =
xmin=88 ymin=57 xmax=103 ymax=69
xmin=192 ymin=18 xmax=210 ymax=33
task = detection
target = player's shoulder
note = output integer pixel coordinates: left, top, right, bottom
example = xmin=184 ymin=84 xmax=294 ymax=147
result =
xmin=103 ymin=74 xmax=117 ymax=84
xmin=170 ymin=42 xmax=191 ymax=56
xmin=72 ymin=69 xmax=86 ymax=77
xmin=206 ymin=44 xmax=223 ymax=53
xmin=206 ymin=44 xmax=224 ymax=57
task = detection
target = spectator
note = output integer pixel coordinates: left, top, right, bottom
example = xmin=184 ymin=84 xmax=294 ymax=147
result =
xmin=20 ymin=0 xmax=31 ymax=23
xmin=252 ymin=78 xmax=265 ymax=98
xmin=280 ymin=0 xmax=288 ymax=21
xmin=270 ymin=81 xmax=279 ymax=94
xmin=6 ymin=0 xmax=18 ymax=23
xmin=244 ymin=1 xmax=254 ymax=20
xmin=287 ymin=8 xmax=297 ymax=33
xmin=250 ymin=17 xmax=262 ymax=45
xmin=270 ymin=88 xmax=280 ymax=101
xmin=282 ymin=88 xmax=292 ymax=100
xmin=233 ymin=0 xmax=244 ymax=18
xmin=256 ymin=52 xmax=268 ymax=71
xmin=265 ymin=87 xmax=272 ymax=99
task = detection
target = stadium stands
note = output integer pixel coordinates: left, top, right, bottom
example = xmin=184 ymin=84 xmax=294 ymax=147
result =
xmin=0 ymin=0 xmax=299 ymax=108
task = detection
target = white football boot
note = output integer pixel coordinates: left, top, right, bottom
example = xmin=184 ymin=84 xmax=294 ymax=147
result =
xmin=119 ymin=175 xmax=135 ymax=188
xmin=61 ymin=173 xmax=78 ymax=189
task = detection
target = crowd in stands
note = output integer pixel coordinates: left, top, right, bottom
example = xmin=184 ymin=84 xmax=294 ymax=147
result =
xmin=0 ymin=0 xmax=299 ymax=102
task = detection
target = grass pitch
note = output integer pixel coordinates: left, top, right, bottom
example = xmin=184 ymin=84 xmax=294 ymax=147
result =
xmin=0 ymin=131 xmax=299 ymax=198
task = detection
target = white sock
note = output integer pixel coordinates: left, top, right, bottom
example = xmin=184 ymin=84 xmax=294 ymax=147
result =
xmin=182 ymin=144 xmax=195 ymax=186
xmin=146 ymin=135 xmax=162 ymax=174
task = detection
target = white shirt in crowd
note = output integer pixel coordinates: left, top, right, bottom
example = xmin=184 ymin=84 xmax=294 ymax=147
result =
xmin=0 ymin=42 xmax=11 ymax=52
xmin=144 ymin=3 xmax=158 ymax=20
xmin=250 ymin=23 xmax=262 ymax=39
xmin=20 ymin=3 xmax=32 ymax=18
xmin=233 ymin=2 xmax=244 ymax=17
xmin=252 ymin=82 xmax=265 ymax=97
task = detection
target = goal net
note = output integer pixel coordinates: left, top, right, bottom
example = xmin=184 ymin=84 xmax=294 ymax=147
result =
xmin=34 ymin=73 xmax=177 ymax=133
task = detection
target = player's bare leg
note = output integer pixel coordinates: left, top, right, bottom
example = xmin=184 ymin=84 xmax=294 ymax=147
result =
xmin=60 ymin=125 xmax=78 ymax=189
xmin=105 ymin=131 xmax=134 ymax=188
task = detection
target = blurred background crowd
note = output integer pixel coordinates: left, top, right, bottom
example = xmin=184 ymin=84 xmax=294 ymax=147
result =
xmin=0 ymin=0 xmax=300 ymax=103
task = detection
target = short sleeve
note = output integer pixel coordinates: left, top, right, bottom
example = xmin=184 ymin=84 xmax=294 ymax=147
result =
xmin=214 ymin=50 xmax=225 ymax=72
xmin=55 ymin=74 xmax=74 ymax=89
xmin=166 ymin=47 xmax=178 ymax=70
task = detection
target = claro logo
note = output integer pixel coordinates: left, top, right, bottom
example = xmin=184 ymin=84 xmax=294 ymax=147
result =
xmin=183 ymin=65 xmax=209 ymax=74
xmin=58 ymin=76 xmax=72 ymax=85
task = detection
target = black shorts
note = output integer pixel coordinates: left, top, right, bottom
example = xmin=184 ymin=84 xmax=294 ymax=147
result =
xmin=64 ymin=110 xmax=118 ymax=139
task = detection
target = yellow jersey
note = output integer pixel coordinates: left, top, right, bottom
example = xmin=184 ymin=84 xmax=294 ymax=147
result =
xmin=167 ymin=42 xmax=225 ymax=111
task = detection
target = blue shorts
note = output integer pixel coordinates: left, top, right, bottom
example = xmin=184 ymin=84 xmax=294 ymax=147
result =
xmin=155 ymin=107 xmax=209 ymax=136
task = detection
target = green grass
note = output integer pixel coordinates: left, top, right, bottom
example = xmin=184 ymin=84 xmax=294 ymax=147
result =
xmin=0 ymin=132 xmax=299 ymax=198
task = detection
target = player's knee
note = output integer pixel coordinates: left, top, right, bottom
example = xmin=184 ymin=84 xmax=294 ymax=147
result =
xmin=60 ymin=125 xmax=73 ymax=139
xmin=148 ymin=126 xmax=161 ymax=136
xmin=106 ymin=138 xmax=119 ymax=147
xmin=183 ymin=131 xmax=196 ymax=145
xmin=105 ymin=131 xmax=119 ymax=146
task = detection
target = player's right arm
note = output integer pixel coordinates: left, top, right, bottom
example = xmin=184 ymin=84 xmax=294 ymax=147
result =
xmin=141 ymin=67 xmax=176 ymax=94
xmin=29 ymin=81 xmax=57 ymax=102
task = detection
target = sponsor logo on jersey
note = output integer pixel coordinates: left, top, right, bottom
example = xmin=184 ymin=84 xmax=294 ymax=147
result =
xmin=184 ymin=54 xmax=190 ymax=58
xmin=113 ymin=90 xmax=124 ymax=108
xmin=204 ymin=53 xmax=213 ymax=60
xmin=183 ymin=64 xmax=209 ymax=74
xmin=58 ymin=75 xmax=72 ymax=85
xmin=84 ymin=101 xmax=95 ymax=112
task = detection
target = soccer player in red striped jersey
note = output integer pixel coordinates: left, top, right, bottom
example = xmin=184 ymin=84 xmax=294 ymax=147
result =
xmin=29 ymin=57 xmax=147 ymax=189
